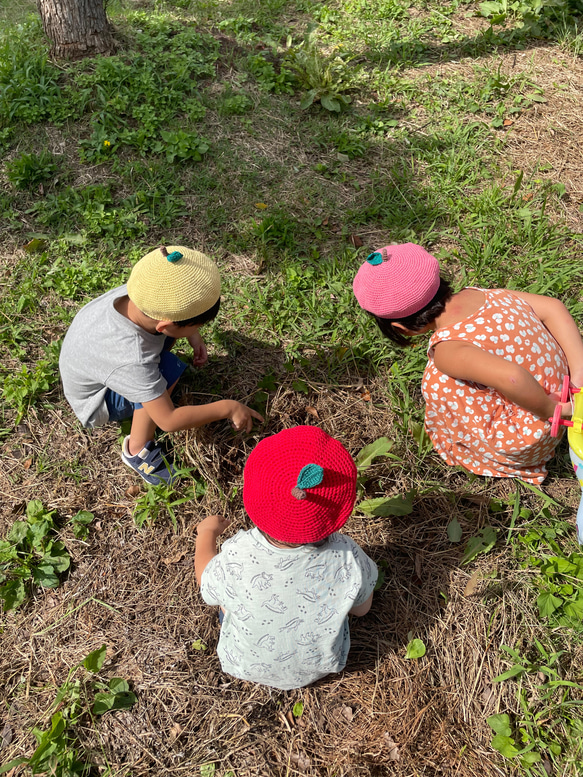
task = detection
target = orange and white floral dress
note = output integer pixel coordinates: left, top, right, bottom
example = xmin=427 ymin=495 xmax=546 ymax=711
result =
xmin=421 ymin=288 xmax=568 ymax=484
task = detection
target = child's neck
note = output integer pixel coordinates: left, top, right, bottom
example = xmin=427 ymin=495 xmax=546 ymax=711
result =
xmin=115 ymin=295 xmax=158 ymax=334
xmin=434 ymin=288 xmax=485 ymax=330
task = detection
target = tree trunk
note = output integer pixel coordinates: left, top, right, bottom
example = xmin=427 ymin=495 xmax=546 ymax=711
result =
xmin=37 ymin=0 xmax=115 ymax=60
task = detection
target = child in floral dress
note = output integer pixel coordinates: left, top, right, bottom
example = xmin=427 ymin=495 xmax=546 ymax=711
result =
xmin=353 ymin=243 xmax=583 ymax=483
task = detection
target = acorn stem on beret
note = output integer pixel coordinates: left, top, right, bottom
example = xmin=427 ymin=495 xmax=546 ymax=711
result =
xmin=159 ymin=246 xmax=169 ymax=256
xmin=291 ymin=463 xmax=324 ymax=500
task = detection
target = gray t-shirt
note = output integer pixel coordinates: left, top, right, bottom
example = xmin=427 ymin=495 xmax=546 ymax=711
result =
xmin=59 ymin=285 xmax=168 ymax=428
xmin=200 ymin=527 xmax=378 ymax=690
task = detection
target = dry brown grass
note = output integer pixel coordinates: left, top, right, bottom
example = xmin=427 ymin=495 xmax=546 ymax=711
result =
xmin=2 ymin=359 xmax=580 ymax=775
xmin=2 ymin=14 xmax=583 ymax=777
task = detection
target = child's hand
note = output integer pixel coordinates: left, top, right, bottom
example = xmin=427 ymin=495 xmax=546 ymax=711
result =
xmin=560 ymin=400 xmax=573 ymax=418
xmin=228 ymin=401 xmax=264 ymax=433
xmin=197 ymin=514 xmax=230 ymax=537
xmin=570 ymin=370 xmax=583 ymax=390
xmin=188 ymin=330 xmax=208 ymax=367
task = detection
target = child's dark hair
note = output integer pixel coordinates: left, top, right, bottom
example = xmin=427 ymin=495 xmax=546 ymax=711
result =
xmin=173 ymin=297 xmax=221 ymax=327
xmin=258 ymin=528 xmax=327 ymax=549
xmin=373 ymin=277 xmax=453 ymax=346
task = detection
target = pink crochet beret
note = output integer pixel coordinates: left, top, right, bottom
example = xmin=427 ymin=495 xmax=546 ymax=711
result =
xmin=243 ymin=426 xmax=357 ymax=544
xmin=353 ymin=243 xmax=441 ymax=318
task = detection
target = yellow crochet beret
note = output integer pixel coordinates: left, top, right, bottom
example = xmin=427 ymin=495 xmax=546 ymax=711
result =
xmin=127 ymin=245 xmax=221 ymax=321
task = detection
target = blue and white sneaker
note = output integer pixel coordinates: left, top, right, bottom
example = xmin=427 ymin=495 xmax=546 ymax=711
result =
xmin=121 ymin=436 xmax=176 ymax=485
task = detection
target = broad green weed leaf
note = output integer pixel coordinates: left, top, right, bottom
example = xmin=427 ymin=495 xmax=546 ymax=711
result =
xmin=563 ymin=597 xmax=583 ymax=618
xmin=462 ymin=526 xmax=497 ymax=564
xmin=540 ymin=557 xmax=577 ymax=576
xmin=521 ymin=752 xmax=542 ymax=765
xmin=92 ymin=692 xmax=116 ymax=715
xmin=83 ymin=644 xmax=107 ymax=673
xmin=487 ymin=714 xmax=512 ymax=736
xmin=0 ymin=539 xmax=19 ymax=563
xmin=109 ymin=678 xmax=129 ymax=693
xmin=28 ymin=520 xmax=51 ymax=550
xmin=70 ymin=510 xmax=94 ymax=539
xmin=355 ymin=437 xmax=393 ymax=470
xmin=405 ymin=638 xmax=426 ymax=659
xmin=192 ymin=639 xmax=207 ymax=651
xmin=200 ymin=764 xmax=215 ymax=777
xmin=447 ymin=518 xmax=462 ymax=543
xmin=493 ymin=664 xmax=526 ymax=682
xmin=26 ymin=499 xmax=46 ymax=521
xmin=42 ymin=542 xmax=71 ymax=573
xmin=293 ymin=701 xmax=304 ymax=717
xmin=479 ymin=0 xmax=504 ymax=15
xmin=1 ymin=579 xmax=26 ymax=610
xmin=7 ymin=521 xmax=28 ymax=544
xmin=491 ymin=734 xmax=519 ymax=758
xmin=32 ymin=564 xmax=59 ymax=588
xmin=358 ymin=491 xmax=414 ymax=517
xmin=374 ymin=559 xmax=388 ymax=591
xmin=292 ymin=379 xmax=309 ymax=394
xmin=0 ymin=758 xmax=28 ymax=774
xmin=300 ymin=90 xmax=316 ymax=109
xmin=93 ymin=687 xmax=136 ymax=715
xmin=321 ymin=94 xmax=340 ymax=112
xmin=257 ymin=373 xmax=277 ymax=391
xmin=537 ymin=591 xmax=563 ymax=618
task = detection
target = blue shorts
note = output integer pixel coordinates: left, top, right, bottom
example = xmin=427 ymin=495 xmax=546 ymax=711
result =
xmin=105 ymin=344 xmax=187 ymax=422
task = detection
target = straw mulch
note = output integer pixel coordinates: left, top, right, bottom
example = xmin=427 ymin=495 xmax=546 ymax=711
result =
xmin=2 ymin=355 xmax=576 ymax=777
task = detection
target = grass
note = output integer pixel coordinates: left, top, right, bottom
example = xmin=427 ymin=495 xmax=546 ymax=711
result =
xmin=1 ymin=0 xmax=583 ymax=774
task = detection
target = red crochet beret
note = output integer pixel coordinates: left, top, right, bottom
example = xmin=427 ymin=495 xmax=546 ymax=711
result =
xmin=353 ymin=243 xmax=440 ymax=318
xmin=243 ymin=426 xmax=357 ymax=544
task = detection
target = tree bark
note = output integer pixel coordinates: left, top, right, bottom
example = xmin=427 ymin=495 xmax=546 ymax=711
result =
xmin=37 ymin=0 xmax=115 ymax=60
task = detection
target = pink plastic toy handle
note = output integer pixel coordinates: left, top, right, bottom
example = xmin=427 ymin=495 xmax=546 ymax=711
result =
xmin=550 ymin=375 xmax=572 ymax=437
xmin=561 ymin=374 xmax=571 ymax=404
xmin=550 ymin=404 xmax=562 ymax=437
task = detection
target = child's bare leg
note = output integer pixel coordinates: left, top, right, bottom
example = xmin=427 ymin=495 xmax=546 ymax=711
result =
xmin=127 ymin=379 xmax=179 ymax=455
xmin=128 ymin=408 xmax=158 ymax=455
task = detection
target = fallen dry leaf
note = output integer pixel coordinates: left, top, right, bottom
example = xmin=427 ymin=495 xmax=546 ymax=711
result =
xmin=384 ymin=733 xmax=400 ymax=761
xmin=415 ymin=553 xmax=422 ymax=578
xmin=503 ymin=119 xmax=514 ymax=126
xmin=350 ymin=234 xmax=363 ymax=247
xmin=255 ymin=202 xmax=268 ymax=209
xmin=169 ymin=722 xmax=183 ymax=742
xmin=306 ymin=406 xmax=319 ymax=419
xmin=341 ymin=705 xmax=353 ymax=721
xmin=464 ymin=570 xmax=480 ymax=597
xmin=1 ymin=722 xmax=13 ymax=748
xmin=290 ymin=752 xmax=311 ymax=771
xmin=163 ymin=550 xmax=186 ymax=565
xmin=23 ymin=457 xmax=32 ymax=470
xmin=125 ymin=485 xmax=140 ymax=498
xmin=361 ymin=390 xmax=371 ymax=402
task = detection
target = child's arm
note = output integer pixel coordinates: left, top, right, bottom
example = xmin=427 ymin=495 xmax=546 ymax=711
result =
xmin=511 ymin=291 xmax=583 ymax=387
xmin=349 ymin=592 xmax=373 ymax=616
xmin=195 ymin=514 xmax=230 ymax=585
xmin=186 ymin=330 xmax=208 ymax=367
xmin=142 ymin=391 xmax=264 ymax=433
xmin=433 ymin=341 xmax=567 ymax=420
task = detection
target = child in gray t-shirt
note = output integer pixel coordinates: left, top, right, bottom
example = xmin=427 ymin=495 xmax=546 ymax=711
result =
xmin=59 ymin=245 xmax=263 ymax=484
xmin=196 ymin=426 xmax=378 ymax=690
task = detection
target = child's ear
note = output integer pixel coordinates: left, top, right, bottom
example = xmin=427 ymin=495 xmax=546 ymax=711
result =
xmin=155 ymin=320 xmax=173 ymax=334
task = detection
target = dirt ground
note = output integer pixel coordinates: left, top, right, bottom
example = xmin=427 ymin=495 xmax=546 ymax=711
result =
xmin=2 ymin=36 xmax=583 ymax=777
